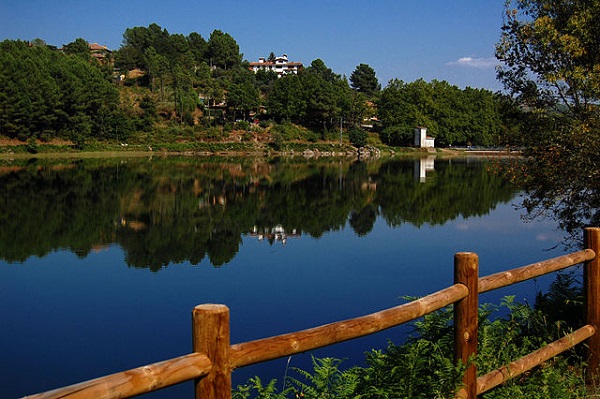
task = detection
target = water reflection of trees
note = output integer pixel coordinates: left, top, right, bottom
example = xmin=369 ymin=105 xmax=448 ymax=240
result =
xmin=513 ymin=144 xmax=600 ymax=249
xmin=0 ymin=157 xmax=517 ymax=270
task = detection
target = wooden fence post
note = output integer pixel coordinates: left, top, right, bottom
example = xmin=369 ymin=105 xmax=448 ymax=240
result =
xmin=454 ymin=252 xmax=479 ymax=398
xmin=193 ymin=304 xmax=231 ymax=399
xmin=585 ymin=227 xmax=600 ymax=385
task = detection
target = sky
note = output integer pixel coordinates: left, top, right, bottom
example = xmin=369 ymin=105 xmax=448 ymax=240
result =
xmin=0 ymin=0 xmax=506 ymax=91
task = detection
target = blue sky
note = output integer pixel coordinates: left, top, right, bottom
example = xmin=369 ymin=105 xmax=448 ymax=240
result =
xmin=0 ymin=0 xmax=505 ymax=91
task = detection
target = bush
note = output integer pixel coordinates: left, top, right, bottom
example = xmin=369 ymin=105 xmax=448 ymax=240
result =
xmin=236 ymin=120 xmax=250 ymax=131
xmin=271 ymin=132 xmax=285 ymax=151
xmin=273 ymin=122 xmax=305 ymax=141
xmin=205 ymin=126 xmax=223 ymax=141
xmin=348 ymin=128 xmax=368 ymax=148
xmin=26 ymin=137 xmax=38 ymax=154
xmin=305 ymin=131 xmax=319 ymax=143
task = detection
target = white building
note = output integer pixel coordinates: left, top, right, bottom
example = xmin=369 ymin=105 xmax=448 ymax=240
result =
xmin=249 ymin=54 xmax=303 ymax=77
xmin=414 ymin=127 xmax=435 ymax=148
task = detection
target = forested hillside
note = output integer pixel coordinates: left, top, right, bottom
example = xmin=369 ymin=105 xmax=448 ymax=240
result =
xmin=0 ymin=23 xmax=522 ymax=148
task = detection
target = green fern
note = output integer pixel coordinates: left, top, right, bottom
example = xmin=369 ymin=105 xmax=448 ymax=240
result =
xmin=233 ymin=376 xmax=290 ymax=399
xmin=285 ymin=356 xmax=358 ymax=399
xmin=233 ymin=278 xmax=600 ymax=399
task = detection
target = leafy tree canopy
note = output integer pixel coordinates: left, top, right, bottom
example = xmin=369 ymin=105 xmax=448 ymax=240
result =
xmin=0 ymin=39 xmax=128 ymax=143
xmin=377 ymin=79 xmax=506 ymax=147
xmin=497 ymin=0 xmax=600 ymax=118
xmin=0 ymin=22 xmax=525 ymax=149
xmin=62 ymin=38 xmax=91 ymax=59
xmin=496 ymin=0 xmax=600 ymax=243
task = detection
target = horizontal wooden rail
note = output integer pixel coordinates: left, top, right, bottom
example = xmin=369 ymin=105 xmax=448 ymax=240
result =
xmin=476 ymin=324 xmax=596 ymax=395
xmin=479 ymin=249 xmax=595 ymax=293
xmin=454 ymin=325 xmax=596 ymax=399
xmin=22 ymin=352 xmax=212 ymax=399
xmin=229 ymin=284 xmax=469 ymax=368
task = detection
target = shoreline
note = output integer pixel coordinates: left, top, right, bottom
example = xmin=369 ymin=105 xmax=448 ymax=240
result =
xmin=0 ymin=139 xmax=520 ymax=161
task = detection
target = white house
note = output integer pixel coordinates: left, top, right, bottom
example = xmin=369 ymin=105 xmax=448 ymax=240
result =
xmin=249 ymin=54 xmax=303 ymax=77
xmin=414 ymin=127 xmax=435 ymax=148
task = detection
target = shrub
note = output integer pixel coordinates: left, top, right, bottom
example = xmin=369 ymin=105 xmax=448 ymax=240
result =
xmin=273 ymin=122 xmax=305 ymax=141
xmin=348 ymin=128 xmax=368 ymax=148
xmin=26 ymin=137 xmax=38 ymax=154
xmin=271 ymin=132 xmax=285 ymax=151
xmin=236 ymin=120 xmax=250 ymax=131
xmin=205 ymin=126 xmax=223 ymax=141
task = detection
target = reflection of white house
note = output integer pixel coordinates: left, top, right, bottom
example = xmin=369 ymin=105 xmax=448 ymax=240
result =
xmin=249 ymin=54 xmax=303 ymax=77
xmin=414 ymin=127 xmax=435 ymax=148
xmin=414 ymin=156 xmax=435 ymax=183
xmin=250 ymin=225 xmax=300 ymax=246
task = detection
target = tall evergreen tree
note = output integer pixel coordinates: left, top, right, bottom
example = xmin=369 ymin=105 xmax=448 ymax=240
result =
xmin=207 ymin=30 xmax=242 ymax=70
xmin=350 ymin=63 xmax=380 ymax=97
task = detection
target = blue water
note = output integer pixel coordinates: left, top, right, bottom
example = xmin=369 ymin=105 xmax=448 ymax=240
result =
xmin=0 ymin=159 xmax=569 ymax=398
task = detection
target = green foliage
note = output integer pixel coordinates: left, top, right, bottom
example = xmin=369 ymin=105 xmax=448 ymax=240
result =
xmin=348 ymin=127 xmax=368 ymax=148
xmin=234 ymin=288 xmax=593 ymax=399
xmin=26 ymin=137 xmax=38 ymax=154
xmin=287 ymin=357 xmax=359 ymax=399
xmin=207 ymin=29 xmax=242 ymax=70
xmin=267 ymin=75 xmax=306 ymax=123
xmin=228 ymin=79 xmax=260 ymax=121
xmin=350 ymin=63 xmax=380 ymax=97
xmin=266 ymin=59 xmax=354 ymax=134
xmin=497 ymin=0 xmax=600 ymax=116
xmin=236 ymin=120 xmax=250 ymax=131
xmin=0 ymin=24 xmax=526 ymax=149
xmin=62 ymin=38 xmax=91 ymax=59
xmin=114 ymin=23 xmax=246 ymax=125
xmin=476 ymin=297 xmax=589 ymax=398
xmin=0 ymin=39 xmax=126 ymax=142
xmin=535 ymin=271 xmax=584 ymax=329
xmin=234 ymin=376 xmax=290 ymax=399
xmin=380 ymin=125 xmax=412 ymax=147
xmin=496 ymin=0 xmax=600 ymax=245
xmin=271 ymin=122 xmax=306 ymax=141
xmin=377 ymin=78 xmax=509 ymax=147
xmin=137 ymin=95 xmax=158 ymax=132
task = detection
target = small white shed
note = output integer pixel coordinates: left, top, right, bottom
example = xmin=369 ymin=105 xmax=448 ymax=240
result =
xmin=414 ymin=127 xmax=435 ymax=148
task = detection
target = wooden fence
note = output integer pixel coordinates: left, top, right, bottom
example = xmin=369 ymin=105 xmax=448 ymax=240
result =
xmin=23 ymin=227 xmax=600 ymax=399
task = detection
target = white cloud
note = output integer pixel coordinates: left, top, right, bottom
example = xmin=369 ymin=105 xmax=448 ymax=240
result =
xmin=447 ymin=56 xmax=499 ymax=69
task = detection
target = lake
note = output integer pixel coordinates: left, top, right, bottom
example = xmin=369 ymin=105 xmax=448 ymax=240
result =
xmin=0 ymin=155 xmax=567 ymax=398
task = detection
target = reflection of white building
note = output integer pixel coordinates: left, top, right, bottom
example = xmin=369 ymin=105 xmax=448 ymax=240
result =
xmin=249 ymin=54 xmax=303 ymax=77
xmin=250 ymin=225 xmax=300 ymax=245
xmin=414 ymin=156 xmax=435 ymax=183
xmin=414 ymin=127 xmax=435 ymax=148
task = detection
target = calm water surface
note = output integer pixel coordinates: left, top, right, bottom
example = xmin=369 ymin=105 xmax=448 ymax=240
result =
xmin=0 ymin=156 xmax=566 ymax=398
